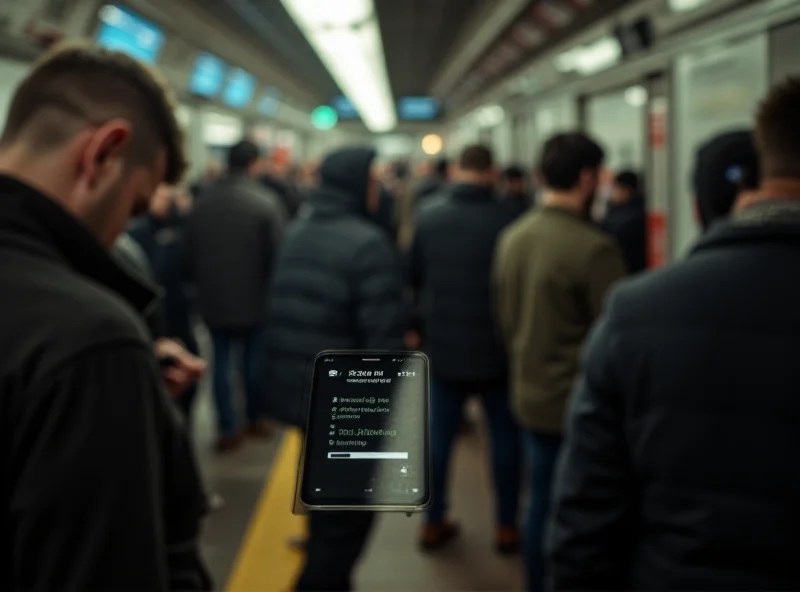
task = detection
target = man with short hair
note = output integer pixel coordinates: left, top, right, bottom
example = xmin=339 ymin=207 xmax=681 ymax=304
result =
xmin=500 ymin=165 xmax=534 ymax=219
xmin=0 ymin=42 xmax=211 ymax=590
xmin=547 ymin=78 xmax=800 ymax=590
xmin=493 ymin=132 xmax=625 ymax=592
xmin=184 ymin=139 xmax=285 ymax=452
xmin=603 ymin=170 xmax=647 ymax=274
xmin=410 ymin=144 xmax=522 ymax=555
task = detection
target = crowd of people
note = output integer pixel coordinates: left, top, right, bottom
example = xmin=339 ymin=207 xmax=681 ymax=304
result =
xmin=1 ymin=39 xmax=800 ymax=592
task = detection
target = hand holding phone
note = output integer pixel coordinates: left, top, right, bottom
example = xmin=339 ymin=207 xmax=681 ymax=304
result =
xmin=298 ymin=351 xmax=431 ymax=512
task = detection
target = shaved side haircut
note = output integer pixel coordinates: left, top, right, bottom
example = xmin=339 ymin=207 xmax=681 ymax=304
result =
xmin=1 ymin=40 xmax=186 ymax=184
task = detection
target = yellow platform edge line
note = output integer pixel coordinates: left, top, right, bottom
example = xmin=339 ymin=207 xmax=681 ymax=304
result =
xmin=226 ymin=429 xmax=307 ymax=592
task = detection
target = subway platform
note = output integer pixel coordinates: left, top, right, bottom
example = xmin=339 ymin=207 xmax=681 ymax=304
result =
xmin=191 ymin=340 xmax=523 ymax=590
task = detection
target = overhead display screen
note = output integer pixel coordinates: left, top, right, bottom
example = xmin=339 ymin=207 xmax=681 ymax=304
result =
xmin=189 ymin=52 xmax=227 ymax=98
xmin=96 ymin=4 xmax=165 ymax=64
xmin=331 ymin=96 xmax=360 ymax=119
xmin=397 ymin=97 xmax=441 ymax=120
xmin=223 ymin=68 xmax=257 ymax=109
xmin=259 ymin=87 xmax=282 ymax=117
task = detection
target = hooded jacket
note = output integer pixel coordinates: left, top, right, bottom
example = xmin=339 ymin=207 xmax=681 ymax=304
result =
xmin=264 ymin=147 xmax=406 ymax=426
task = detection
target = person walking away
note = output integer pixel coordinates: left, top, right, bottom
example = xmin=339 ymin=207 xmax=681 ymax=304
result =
xmin=693 ymin=129 xmax=761 ymax=229
xmin=492 ymin=132 xmax=626 ymax=592
xmin=546 ymin=77 xmax=800 ymax=592
xmin=264 ymin=147 xmax=406 ymax=591
xmin=602 ymin=171 xmax=647 ymax=274
xmin=184 ymin=140 xmax=285 ymax=453
xmin=500 ymin=165 xmax=534 ymax=219
xmin=129 ymin=184 xmax=201 ymax=422
xmin=409 ymin=145 xmax=522 ymax=554
xmin=413 ymin=157 xmax=449 ymax=210
xmin=0 ymin=41 xmax=212 ymax=590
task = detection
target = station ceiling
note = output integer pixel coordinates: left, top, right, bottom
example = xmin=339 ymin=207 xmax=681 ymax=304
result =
xmin=199 ymin=0 xmax=485 ymax=103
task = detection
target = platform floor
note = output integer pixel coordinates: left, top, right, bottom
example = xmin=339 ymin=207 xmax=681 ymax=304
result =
xmin=191 ymin=328 xmax=523 ymax=591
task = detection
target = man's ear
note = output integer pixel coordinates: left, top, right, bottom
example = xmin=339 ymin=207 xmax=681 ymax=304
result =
xmin=80 ymin=119 xmax=132 ymax=187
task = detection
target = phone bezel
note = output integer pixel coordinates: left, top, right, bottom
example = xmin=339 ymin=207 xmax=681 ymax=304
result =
xmin=297 ymin=350 xmax=432 ymax=513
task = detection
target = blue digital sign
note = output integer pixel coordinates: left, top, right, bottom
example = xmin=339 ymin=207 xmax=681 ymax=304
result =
xmin=398 ymin=96 xmax=441 ymax=120
xmin=331 ymin=96 xmax=360 ymax=119
xmin=96 ymin=5 xmax=164 ymax=64
xmin=222 ymin=68 xmax=256 ymax=109
xmin=189 ymin=52 xmax=227 ymax=98
xmin=259 ymin=87 xmax=282 ymax=117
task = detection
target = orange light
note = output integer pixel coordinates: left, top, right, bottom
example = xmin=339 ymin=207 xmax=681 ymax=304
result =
xmin=421 ymin=134 xmax=443 ymax=155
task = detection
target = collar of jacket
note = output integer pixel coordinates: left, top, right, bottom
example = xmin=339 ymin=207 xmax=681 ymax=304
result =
xmin=0 ymin=173 xmax=158 ymax=316
xmin=309 ymin=184 xmax=368 ymax=217
xmin=693 ymin=198 xmax=800 ymax=256
xmin=450 ymin=182 xmax=495 ymax=203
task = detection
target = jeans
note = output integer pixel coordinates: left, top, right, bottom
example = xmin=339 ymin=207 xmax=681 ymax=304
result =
xmin=210 ymin=325 xmax=267 ymax=437
xmin=427 ymin=378 xmax=522 ymax=528
xmin=522 ymin=430 xmax=563 ymax=592
xmin=295 ymin=511 xmax=375 ymax=591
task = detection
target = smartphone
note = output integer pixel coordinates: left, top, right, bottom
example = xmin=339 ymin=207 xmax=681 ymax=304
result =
xmin=299 ymin=350 xmax=431 ymax=512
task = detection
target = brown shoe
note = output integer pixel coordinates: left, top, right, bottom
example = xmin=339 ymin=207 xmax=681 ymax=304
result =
xmin=247 ymin=419 xmax=276 ymax=439
xmin=419 ymin=521 xmax=460 ymax=551
xmin=215 ymin=433 xmax=244 ymax=454
xmin=495 ymin=526 xmax=521 ymax=555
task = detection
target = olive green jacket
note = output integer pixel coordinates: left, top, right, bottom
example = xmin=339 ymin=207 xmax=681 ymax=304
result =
xmin=492 ymin=206 xmax=626 ymax=433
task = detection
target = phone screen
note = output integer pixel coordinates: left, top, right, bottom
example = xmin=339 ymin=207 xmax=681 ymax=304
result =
xmin=300 ymin=352 xmax=430 ymax=509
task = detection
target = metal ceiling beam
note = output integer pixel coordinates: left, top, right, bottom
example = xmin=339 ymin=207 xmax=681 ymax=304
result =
xmin=429 ymin=0 xmax=530 ymax=97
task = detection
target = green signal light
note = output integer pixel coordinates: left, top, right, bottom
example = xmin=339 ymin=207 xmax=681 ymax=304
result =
xmin=311 ymin=105 xmax=338 ymax=130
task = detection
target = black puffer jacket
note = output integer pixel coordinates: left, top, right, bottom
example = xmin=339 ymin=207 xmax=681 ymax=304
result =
xmin=265 ymin=147 xmax=406 ymax=426
xmin=548 ymin=201 xmax=800 ymax=591
xmin=409 ymin=183 xmax=515 ymax=382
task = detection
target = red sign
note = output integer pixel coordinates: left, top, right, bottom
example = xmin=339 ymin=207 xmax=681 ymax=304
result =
xmin=649 ymin=109 xmax=667 ymax=149
xmin=647 ymin=211 xmax=668 ymax=269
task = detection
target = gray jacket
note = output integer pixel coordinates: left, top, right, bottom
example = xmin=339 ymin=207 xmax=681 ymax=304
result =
xmin=183 ymin=174 xmax=285 ymax=330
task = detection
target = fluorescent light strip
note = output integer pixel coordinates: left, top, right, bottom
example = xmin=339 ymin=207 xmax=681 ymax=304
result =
xmin=281 ymin=0 xmax=397 ymax=132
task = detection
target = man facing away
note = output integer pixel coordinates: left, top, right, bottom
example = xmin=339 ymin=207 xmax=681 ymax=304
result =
xmin=492 ymin=132 xmax=626 ymax=592
xmin=184 ymin=140 xmax=285 ymax=453
xmin=265 ymin=147 xmax=406 ymax=591
xmin=500 ymin=165 xmax=534 ymax=220
xmin=602 ymin=171 xmax=647 ymax=274
xmin=409 ymin=144 xmax=522 ymax=554
xmin=0 ymin=42 xmax=211 ymax=590
xmin=547 ymin=77 xmax=800 ymax=592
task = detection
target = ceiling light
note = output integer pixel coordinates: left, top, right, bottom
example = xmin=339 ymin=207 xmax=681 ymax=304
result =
xmin=421 ymin=134 xmax=443 ymax=156
xmin=625 ymin=85 xmax=648 ymax=107
xmin=282 ymin=0 xmax=396 ymax=132
xmin=668 ymin=0 xmax=710 ymax=12
xmin=555 ymin=35 xmax=622 ymax=76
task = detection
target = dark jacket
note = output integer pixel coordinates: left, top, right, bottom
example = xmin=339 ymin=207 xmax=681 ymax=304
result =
xmin=128 ymin=209 xmax=196 ymax=348
xmin=414 ymin=177 xmax=445 ymax=210
xmin=409 ymin=183 xmax=515 ymax=383
xmin=183 ymin=174 xmax=285 ymax=330
xmin=0 ymin=174 xmax=211 ymax=591
xmin=265 ymin=148 xmax=406 ymax=426
xmin=113 ymin=231 xmax=164 ymax=338
xmin=603 ymin=197 xmax=647 ymax=274
xmin=261 ymin=173 xmax=302 ymax=219
xmin=548 ymin=200 xmax=800 ymax=590
xmin=501 ymin=191 xmax=534 ymax=220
